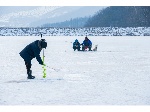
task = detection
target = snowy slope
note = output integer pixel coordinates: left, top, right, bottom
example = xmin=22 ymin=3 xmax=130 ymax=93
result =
xmin=0 ymin=36 xmax=150 ymax=105
xmin=0 ymin=6 xmax=61 ymax=27
xmin=0 ymin=6 xmax=105 ymax=27
xmin=30 ymin=6 xmax=106 ymax=27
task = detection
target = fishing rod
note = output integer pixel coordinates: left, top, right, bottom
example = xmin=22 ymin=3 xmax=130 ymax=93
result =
xmin=46 ymin=65 xmax=60 ymax=72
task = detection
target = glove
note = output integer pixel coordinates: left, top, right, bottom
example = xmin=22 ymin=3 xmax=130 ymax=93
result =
xmin=43 ymin=63 xmax=46 ymax=66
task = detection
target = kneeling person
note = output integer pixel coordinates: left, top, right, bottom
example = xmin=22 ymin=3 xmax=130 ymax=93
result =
xmin=81 ymin=37 xmax=92 ymax=51
xmin=73 ymin=39 xmax=80 ymax=51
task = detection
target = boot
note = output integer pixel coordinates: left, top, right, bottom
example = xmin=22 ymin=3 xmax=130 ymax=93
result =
xmin=89 ymin=46 xmax=92 ymax=51
xmin=27 ymin=70 xmax=35 ymax=79
xmin=89 ymin=47 xmax=92 ymax=51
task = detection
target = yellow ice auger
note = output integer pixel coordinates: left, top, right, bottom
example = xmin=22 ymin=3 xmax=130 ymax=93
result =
xmin=41 ymin=34 xmax=46 ymax=78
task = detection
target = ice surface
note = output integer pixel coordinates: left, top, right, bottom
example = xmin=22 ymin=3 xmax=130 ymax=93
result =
xmin=0 ymin=36 xmax=150 ymax=105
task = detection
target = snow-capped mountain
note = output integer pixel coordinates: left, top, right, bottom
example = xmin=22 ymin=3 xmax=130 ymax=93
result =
xmin=0 ymin=6 xmax=106 ymax=27
xmin=0 ymin=6 xmax=62 ymax=27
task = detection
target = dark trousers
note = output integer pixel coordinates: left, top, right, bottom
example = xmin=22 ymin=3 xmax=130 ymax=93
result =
xmin=73 ymin=46 xmax=80 ymax=51
xmin=25 ymin=61 xmax=31 ymax=74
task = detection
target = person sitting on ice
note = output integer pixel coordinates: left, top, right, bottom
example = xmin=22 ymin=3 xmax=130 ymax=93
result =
xmin=19 ymin=39 xmax=47 ymax=79
xmin=73 ymin=39 xmax=81 ymax=51
xmin=81 ymin=36 xmax=92 ymax=51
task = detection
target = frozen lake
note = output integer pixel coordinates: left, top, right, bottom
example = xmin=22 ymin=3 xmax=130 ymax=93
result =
xmin=0 ymin=36 xmax=150 ymax=105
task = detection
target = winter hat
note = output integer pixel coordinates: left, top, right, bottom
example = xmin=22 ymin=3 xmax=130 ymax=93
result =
xmin=41 ymin=41 xmax=47 ymax=49
xmin=75 ymin=39 xmax=78 ymax=42
xmin=85 ymin=37 xmax=88 ymax=40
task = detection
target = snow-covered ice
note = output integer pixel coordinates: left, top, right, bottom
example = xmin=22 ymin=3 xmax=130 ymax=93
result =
xmin=0 ymin=36 xmax=150 ymax=105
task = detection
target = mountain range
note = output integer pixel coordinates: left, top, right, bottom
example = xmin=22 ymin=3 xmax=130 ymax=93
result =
xmin=0 ymin=6 xmax=106 ymax=27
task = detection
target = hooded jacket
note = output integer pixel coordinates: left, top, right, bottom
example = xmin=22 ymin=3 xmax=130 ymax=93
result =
xmin=82 ymin=39 xmax=92 ymax=46
xmin=19 ymin=40 xmax=43 ymax=65
xmin=73 ymin=39 xmax=80 ymax=47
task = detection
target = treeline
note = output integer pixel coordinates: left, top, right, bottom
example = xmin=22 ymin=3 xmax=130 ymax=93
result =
xmin=43 ymin=17 xmax=89 ymax=27
xmin=85 ymin=6 xmax=150 ymax=27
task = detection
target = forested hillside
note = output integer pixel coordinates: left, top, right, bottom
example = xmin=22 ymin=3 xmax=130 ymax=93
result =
xmin=85 ymin=6 xmax=150 ymax=27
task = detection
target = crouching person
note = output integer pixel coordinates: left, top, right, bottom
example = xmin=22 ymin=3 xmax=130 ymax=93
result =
xmin=19 ymin=39 xmax=47 ymax=79
xmin=73 ymin=39 xmax=81 ymax=51
xmin=81 ymin=36 xmax=92 ymax=51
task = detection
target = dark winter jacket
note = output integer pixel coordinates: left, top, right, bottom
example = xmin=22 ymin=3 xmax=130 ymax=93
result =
xmin=73 ymin=39 xmax=80 ymax=47
xmin=82 ymin=39 xmax=92 ymax=46
xmin=19 ymin=40 xmax=43 ymax=65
